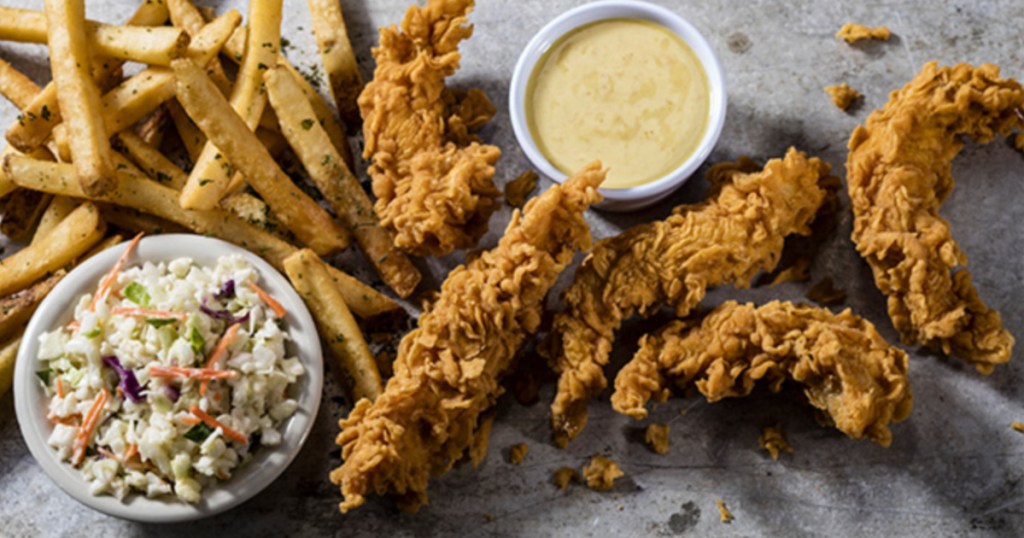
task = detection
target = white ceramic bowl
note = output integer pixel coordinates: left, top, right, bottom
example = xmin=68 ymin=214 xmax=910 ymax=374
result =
xmin=509 ymin=0 xmax=727 ymax=211
xmin=14 ymin=234 xmax=324 ymax=523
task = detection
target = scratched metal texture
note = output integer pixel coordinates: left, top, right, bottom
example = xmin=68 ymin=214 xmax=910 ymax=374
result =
xmin=1 ymin=0 xmax=1023 ymax=536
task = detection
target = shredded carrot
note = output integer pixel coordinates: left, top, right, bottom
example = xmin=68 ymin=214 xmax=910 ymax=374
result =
xmin=89 ymin=232 xmax=144 ymax=312
xmin=72 ymin=388 xmax=110 ymax=466
xmin=116 ymin=387 xmax=124 ymax=400
xmin=66 ymin=320 xmax=81 ymax=331
xmin=190 ymin=405 xmax=248 ymax=445
xmin=148 ymin=365 xmax=239 ymax=380
xmin=97 ymin=446 xmax=119 ymax=461
xmin=48 ymin=413 xmax=82 ymax=426
xmin=125 ymin=443 xmax=139 ymax=461
xmin=55 ymin=378 xmax=65 ymax=398
xmin=246 ymin=281 xmax=286 ymax=318
xmin=200 ymin=322 xmax=241 ymax=396
xmin=177 ymin=416 xmax=201 ymax=426
xmin=111 ymin=307 xmax=188 ymax=321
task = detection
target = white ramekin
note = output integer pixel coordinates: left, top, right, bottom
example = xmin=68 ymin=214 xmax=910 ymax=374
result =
xmin=509 ymin=0 xmax=727 ymax=212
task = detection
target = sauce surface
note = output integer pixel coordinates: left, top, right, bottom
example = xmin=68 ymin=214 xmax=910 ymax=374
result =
xmin=526 ymin=19 xmax=710 ymax=189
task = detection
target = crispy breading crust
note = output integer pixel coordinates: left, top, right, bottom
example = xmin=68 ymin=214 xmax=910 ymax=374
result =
xmin=612 ymin=301 xmax=913 ymax=447
xmin=545 ymin=148 xmax=835 ymax=447
xmin=330 ymin=164 xmax=605 ymax=513
xmin=847 ymin=62 xmax=1022 ymax=373
xmin=360 ymin=0 xmax=501 ymax=256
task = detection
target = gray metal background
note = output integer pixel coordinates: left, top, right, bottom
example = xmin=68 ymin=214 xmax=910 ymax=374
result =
xmin=1 ymin=1 xmax=1022 ymax=536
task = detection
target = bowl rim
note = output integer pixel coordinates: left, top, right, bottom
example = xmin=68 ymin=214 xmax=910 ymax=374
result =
xmin=13 ymin=234 xmax=324 ymax=523
xmin=509 ymin=0 xmax=728 ymax=205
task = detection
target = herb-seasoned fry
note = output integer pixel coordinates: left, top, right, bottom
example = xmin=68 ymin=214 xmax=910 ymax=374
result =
xmin=0 ymin=332 xmax=23 ymax=398
xmin=265 ymin=66 xmax=419 ymax=297
xmin=44 ymin=0 xmax=116 ymax=196
xmin=0 ymin=188 xmax=50 ymax=242
xmin=167 ymin=101 xmax=206 ymax=162
xmin=114 ymin=131 xmax=188 ymax=189
xmin=180 ymin=0 xmax=283 ymax=210
xmin=307 ymin=0 xmax=364 ymax=128
xmin=166 ymin=0 xmax=233 ymax=94
xmin=0 ymin=58 xmax=41 ymax=110
xmin=33 ymin=196 xmax=79 ymax=244
xmin=279 ymin=60 xmax=355 ymax=171
xmin=0 ymin=202 xmax=106 ymax=296
xmin=172 ymin=57 xmax=351 ymax=255
xmin=284 ymin=249 xmax=382 ymax=402
xmin=0 ymin=271 xmax=63 ymax=342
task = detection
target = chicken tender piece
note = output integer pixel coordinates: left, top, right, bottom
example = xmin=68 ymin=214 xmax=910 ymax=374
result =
xmin=836 ymin=23 xmax=891 ymax=43
xmin=613 ymin=301 xmax=913 ymax=447
xmin=546 ymin=148 xmax=835 ymax=447
xmin=330 ymin=164 xmax=605 ymax=513
xmin=847 ymin=62 xmax=1022 ymax=373
xmin=360 ymin=0 xmax=501 ymax=256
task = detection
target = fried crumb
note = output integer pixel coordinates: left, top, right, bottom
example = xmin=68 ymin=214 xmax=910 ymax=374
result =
xmin=505 ymin=170 xmax=539 ymax=208
xmin=583 ymin=455 xmax=624 ymax=492
xmin=1012 ymin=421 xmax=1024 ymax=433
xmin=769 ymin=258 xmax=811 ymax=285
xmin=468 ymin=414 xmax=495 ymax=467
xmin=552 ymin=466 xmax=580 ymax=490
xmin=759 ymin=424 xmax=794 ymax=460
xmin=508 ymin=442 xmax=529 ymax=465
xmin=836 ymin=23 xmax=891 ymax=43
xmin=716 ymin=499 xmax=734 ymax=523
xmin=806 ymin=277 xmax=847 ymax=305
xmin=484 ymin=513 xmax=494 ymax=522
xmin=824 ymin=83 xmax=863 ymax=111
xmin=644 ymin=423 xmax=670 ymax=455
xmin=1012 ymin=133 xmax=1024 ymax=152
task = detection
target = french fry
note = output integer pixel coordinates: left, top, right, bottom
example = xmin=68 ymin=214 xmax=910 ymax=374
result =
xmin=100 ymin=204 xmax=187 ymax=236
xmin=265 ymin=66 xmax=420 ymax=297
xmin=167 ymin=100 xmax=206 ymax=162
xmin=0 ymin=188 xmax=51 ymax=242
xmin=307 ymin=0 xmax=364 ymax=129
xmin=0 ymin=332 xmax=22 ymax=398
xmin=3 ymin=155 xmax=399 ymax=319
xmin=223 ymin=127 xmax=290 ymax=195
xmin=220 ymin=192 xmax=292 ymax=241
xmin=33 ymin=195 xmax=79 ymax=243
xmin=0 ymin=202 xmax=106 ymax=296
xmin=0 ymin=58 xmax=41 ymax=110
xmin=284 ymin=249 xmax=382 ymax=401
xmin=172 ymin=58 xmax=351 ymax=255
xmin=135 ymin=105 xmax=169 ymax=148
xmin=279 ymin=59 xmax=355 ymax=171
xmin=180 ymin=0 xmax=283 ymax=210
xmin=114 ymin=131 xmax=187 ymax=189
xmin=44 ymin=0 xmax=116 ymax=196
xmin=0 ymin=146 xmax=51 ymax=200
xmin=0 ymin=7 xmax=188 ymax=66
xmin=166 ymin=0 xmax=233 ymax=95
xmin=4 ymin=4 xmax=169 ymax=152
xmin=0 ymin=271 xmax=62 ymax=342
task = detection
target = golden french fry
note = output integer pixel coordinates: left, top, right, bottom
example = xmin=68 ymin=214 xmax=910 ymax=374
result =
xmin=99 ymin=204 xmax=187 ymax=236
xmin=0 ymin=332 xmax=22 ymax=398
xmin=172 ymin=58 xmax=350 ymax=255
xmin=0 ymin=58 xmax=41 ymax=110
xmin=0 ymin=7 xmax=188 ymax=65
xmin=0 ymin=202 xmax=106 ymax=296
xmin=306 ymin=0 xmax=364 ymax=129
xmin=135 ymin=105 xmax=169 ymax=148
xmin=167 ymin=0 xmax=233 ymax=95
xmin=0 ymin=146 xmax=51 ymax=200
xmin=220 ymin=192 xmax=293 ymax=240
xmin=222 ymin=25 xmax=247 ymax=64
xmin=44 ymin=0 xmax=116 ymax=196
xmin=114 ymin=131 xmax=187 ymax=189
xmin=167 ymin=100 xmax=206 ymax=162
xmin=33 ymin=195 xmax=79 ymax=243
xmin=265 ymin=66 xmax=420 ymax=297
xmin=0 ymin=188 xmax=49 ymax=242
xmin=3 ymin=154 xmax=399 ymax=319
xmin=284 ymin=249 xmax=382 ymax=401
xmin=279 ymin=59 xmax=355 ymax=171
xmin=180 ymin=0 xmax=283 ymax=210
xmin=0 ymin=271 xmax=62 ymax=342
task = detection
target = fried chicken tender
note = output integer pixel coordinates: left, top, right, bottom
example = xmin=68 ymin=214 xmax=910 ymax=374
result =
xmin=613 ymin=301 xmax=913 ymax=447
xmin=360 ymin=0 xmax=501 ymax=256
xmin=545 ymin=148 xmax=835 ymax=447
xmin=330 ymin=164 xmax=605 ymax=513
xmin=847 ymin=62 xmax=1022 ymax=373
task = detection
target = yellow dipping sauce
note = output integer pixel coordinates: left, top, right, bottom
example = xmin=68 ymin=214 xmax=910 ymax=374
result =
xmin=526 ymin=19 xmax=710 ymax=189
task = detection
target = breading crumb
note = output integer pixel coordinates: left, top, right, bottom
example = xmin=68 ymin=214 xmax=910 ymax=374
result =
xmin=716 ymin=499 xmax=734 ymax=523
xmin=583 ymin=455 xmax=624 ymax=491
xmin=1012 ymin=133 xmax=1024 ymax=152
xmin=508 ymin=442 xmax=529 ymax=465
xmin=759 ymin=424 xmax=794 ymax=460
xmin=824 ymin=84 xmax=863 ymax=111
xmin=644 ymin=423 xmax=670 ymax=455
xmin=1012 ymin=421 xmax=1024 ymax=433
xmin=836 ymin=23 xmax=891 ymax=43
xmin=769 ymin=258 xmax=811 ymax=285
xmin=505 ymin=170 xmax=539 ymax=208
xmin=552 ymin=466 xmax=580 ymax=490
xmin=807 ymin=277 xmax=847 ymax=305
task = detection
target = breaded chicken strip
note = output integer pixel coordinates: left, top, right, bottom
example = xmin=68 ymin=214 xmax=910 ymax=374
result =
xmin=330 ymin=164 xmax=605 ymax=513
xmin=360 ymin=0 xmax=501 ymax=256
xmin=847 ymin=62 xmax=1022 ymax=373
xmin=613 ymin=301 xmax=913 ymax=447
xmin=545 ymin=148 xmax=835 ymax=447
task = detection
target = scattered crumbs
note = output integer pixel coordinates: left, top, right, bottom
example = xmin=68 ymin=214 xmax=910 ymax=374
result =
xmin=644 ymin=423 xmax=670 ymax=455
xmin=769 ymin=257 xmax=811 ymax=285
xmin=583 ymin=455 xmax=624 ymax=492
xmin=759 ymin=423 xmax=794 ymax=460
xmin=552 ymin=466 xmax=580 ymax=490
xmin=1012 ymin=421 xmax=1024 ymax=434
xmin=508 ymin=442 xmax=529 ymax=465
xmin=617 ymin=504 xmax=624 ymax=512
xmin=716 ymin=499 xmax=734 ymax=524
xmin=484 ymin=513 xmax=494 ymax=522
xmin=836 ymin=23 xmax=891 ymax=43
xmin=504 ymin=170 xmax=539 ymax=208
xmin=1012 ymin=133 xmax=1024 ymax=152
xmin=806 ymin=277 xmax=847 ymax=305
xmin=824 ymin=83 xmax=863 ymax=111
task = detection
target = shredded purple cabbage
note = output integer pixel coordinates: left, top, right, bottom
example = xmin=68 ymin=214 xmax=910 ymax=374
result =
xmin=216 ymin=279 xmax=235 ymax=300
xmin=102 ymin=355 xmax=145 ymax=403
xmin=200 ymin=299 xmax=250 ymax=325
xmin=164 ymin=384 xmax=180 ymax=403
